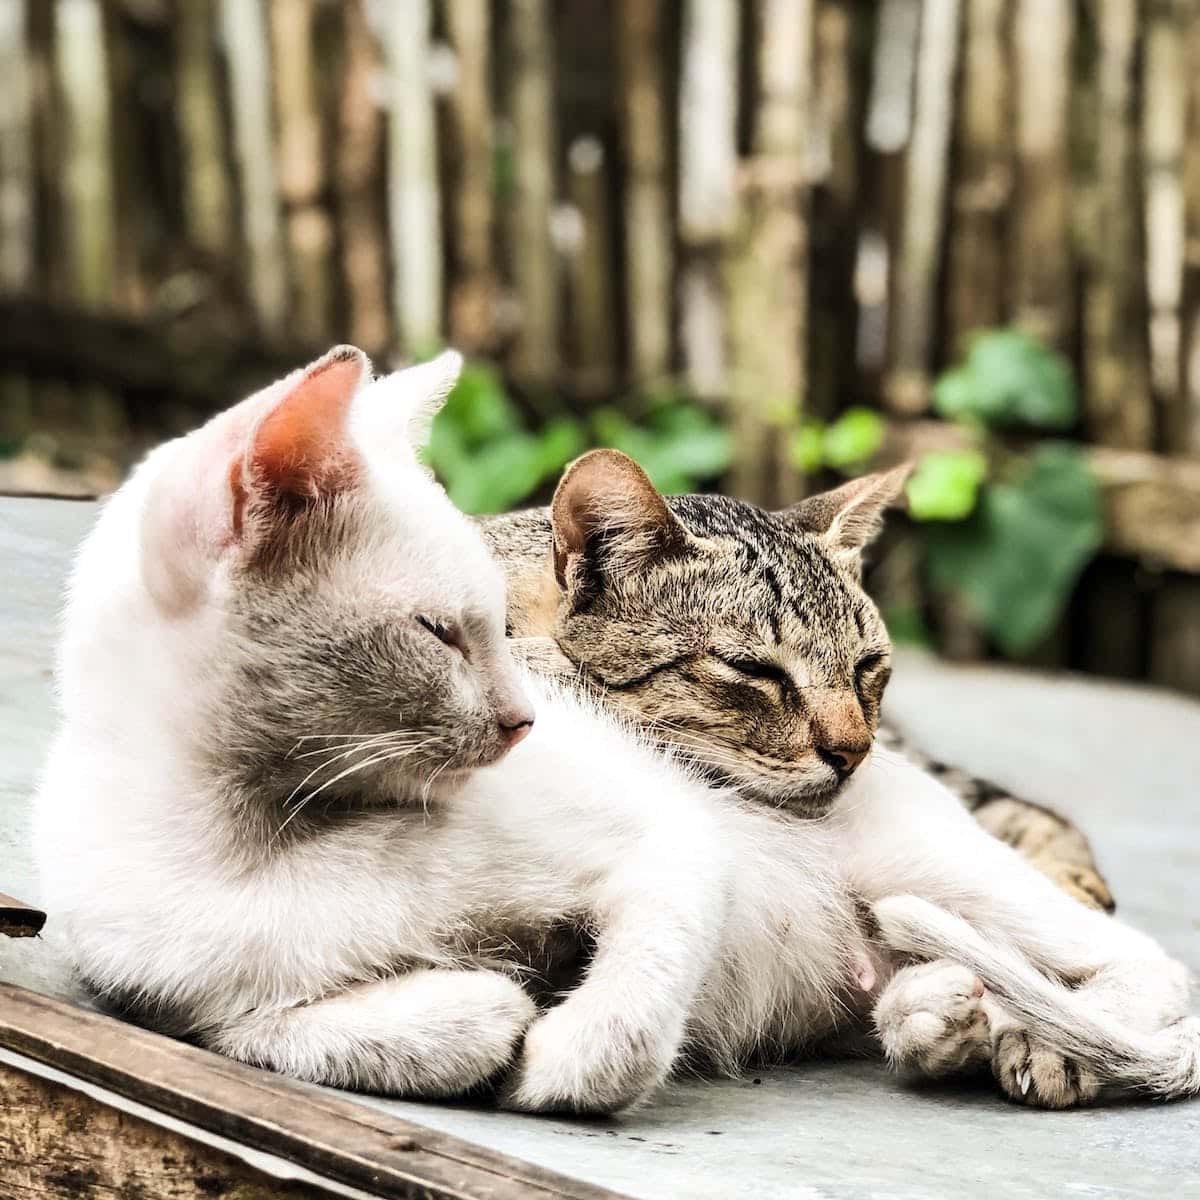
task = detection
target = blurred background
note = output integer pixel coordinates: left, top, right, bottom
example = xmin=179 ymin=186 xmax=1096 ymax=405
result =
xmin=1 ymin=0 xmax=1198 ymax=691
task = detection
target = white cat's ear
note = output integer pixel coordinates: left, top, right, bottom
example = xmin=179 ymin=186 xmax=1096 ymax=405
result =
xmin=551 ymin=449 xmax=696 ymax=600
xmin=140 ymin=345 xmax=371 ymax=608
xmin=356 ymin=350 xmax=463 ymax=454
xmin=780 ymin=464 xmax=911 ymax=566
xmin=231 ymin=344 xmax=372 ymax=537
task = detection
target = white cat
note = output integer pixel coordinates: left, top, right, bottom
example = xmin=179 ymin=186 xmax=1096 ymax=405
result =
xmin=35 ymin=346 xmax=1199 ymax=1114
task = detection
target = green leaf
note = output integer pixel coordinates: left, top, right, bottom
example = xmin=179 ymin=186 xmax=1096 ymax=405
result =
xmin=923 ymin=443 xmax=1102 ymax=656
xmin=931 ymin=366 xmax=979 ymax=425
xmin=438 ymin=419 xmax=585 ymax=515
xmin=426 ymin=358 xmax=584 ymax=513
xmin=791 ymin=423 xmax=825 ymax=473
xmin=591 ymin=402 xmax=730 ymax=492
xmin=436 ymin=362 xmax=520 ymax=447
xmin=933 ymin=329 xmax=1077 ymax=431
xmin=822 ymin=407 xmax=886 ymax=470
xmin=906 ymin=449 xmax=988 ymax=522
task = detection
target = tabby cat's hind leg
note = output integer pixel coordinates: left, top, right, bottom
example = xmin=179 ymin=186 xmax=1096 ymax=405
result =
xmin=970 ymin=795 xmax=1115 ymax=913
xmin=875 ymin=725 xmax=1115 ymax=913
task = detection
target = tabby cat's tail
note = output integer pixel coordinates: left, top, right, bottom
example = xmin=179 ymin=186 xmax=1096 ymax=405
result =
xmin=872 ymin=894 xmax=1200 ymax=1100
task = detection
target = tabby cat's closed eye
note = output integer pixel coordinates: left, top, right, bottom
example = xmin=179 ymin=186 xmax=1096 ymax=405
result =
xmin=712 ymin=652 xmax=790 ymax=688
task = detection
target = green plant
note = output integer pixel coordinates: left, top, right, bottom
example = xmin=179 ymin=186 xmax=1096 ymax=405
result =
xmin=921 ymin=443 xmax=1102 ymax=655
xmin=908 ymin=329 xmax=1103 ymax=656
xmin=590 ymin=400 xmax=731 ymax=495
xmin=933 ymin=328 xmax=1076 ymax=431
xmin=426 ymin=363 xmax=586 ymax=514
xmin=426 ymin=362 xmax=731 ymax=514
xmin=790 ymin=407 xmax=886 ymax=474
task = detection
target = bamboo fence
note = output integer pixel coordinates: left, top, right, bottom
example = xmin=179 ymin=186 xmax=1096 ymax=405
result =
xmin=1 ymin=0 xmax=1199 ymax=689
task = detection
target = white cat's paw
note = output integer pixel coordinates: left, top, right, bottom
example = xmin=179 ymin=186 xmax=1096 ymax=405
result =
xmin=501 ymin=1002 xmax=679 ymax=1115
xmin=992 ymin=1029 xmax=1101 ymax=1110
xmin=873 ymin=961 xmax=991 ymax=1076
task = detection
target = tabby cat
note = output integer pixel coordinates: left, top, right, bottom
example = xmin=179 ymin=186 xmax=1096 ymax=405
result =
xmin=481 ymin=449 xmax=1114 ymax=912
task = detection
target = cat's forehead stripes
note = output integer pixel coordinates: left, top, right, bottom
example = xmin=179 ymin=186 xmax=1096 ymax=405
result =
xmin=665 ymin=493 xmax=872 ymax=644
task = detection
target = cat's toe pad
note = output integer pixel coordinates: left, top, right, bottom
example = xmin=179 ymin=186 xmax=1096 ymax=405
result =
xmin=874 ymin=961 xmax=990 ymax=1075
xmin=993 ymin=1029 xmax=1100 ymax=1109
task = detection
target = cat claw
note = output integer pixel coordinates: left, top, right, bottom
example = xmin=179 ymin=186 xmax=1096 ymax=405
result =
xmin=1020 ymin=1067 xmax=1032 ymax=1096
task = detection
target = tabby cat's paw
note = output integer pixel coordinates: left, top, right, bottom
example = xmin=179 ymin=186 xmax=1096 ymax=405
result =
xmin=501 ymin=1003 xmax=678 ymax=1115
xmin=874 ymin=961 xmax=991 ymax=1076
xmin=993 ymin=1029 xmax=1101 ymax=1109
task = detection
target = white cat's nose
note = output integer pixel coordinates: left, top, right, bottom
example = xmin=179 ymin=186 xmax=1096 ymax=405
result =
xmin=499 ymin=713 xmax=534 ymax=749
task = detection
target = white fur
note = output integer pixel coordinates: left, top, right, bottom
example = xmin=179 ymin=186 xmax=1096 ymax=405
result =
xmin=35 ymin=353 xmax=1197 ymax=1113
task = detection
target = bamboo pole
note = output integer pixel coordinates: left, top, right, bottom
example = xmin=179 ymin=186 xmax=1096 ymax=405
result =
xmin=445 ymin=0 xmax=495 ymax=353
xmin=0 ymin=0 xmax=33 ymax=295
xmin=808 ymin=0 xmax=863 ymax=421
xmin=54 ymin=0 xmax=116 ymax=310
xmin=931 ymin=2 xmax=992 ymax=665
xmin=885 ymin=0 xmax=961 ymax=414
xmin=270 ymin=0 xmax=332 ymax=346
xmin=677 ymin=0 xmax=738 ymax=400
xmin=946 ymin=0 xmax=1009 ymax=351
xmin=1011 ymin=0 xmax=1073 ymax=350
xmin=1084 ymin=0 xmax=1151 ymax=448
xmin=1143 ymin=1 xmax=1188 ymax=403
xmin=379 ymin=0 xmax=442 ymax=355
xmin=220 ymin=0 xmax=288 ymax=339
xmin=1150 ymin=577 xmax=1200 ymax=694
xmin=1180 ymin=9 xmax=1200 ymax=452
xmin=335 ymin=0 xmax=390 ymax=356
xmin=726 ymin=0 xmax=812 ymax=508
xmin=175 ymin=0 xmax=232 ymax=258
xmin=565 ymin=136 xmax=616 ymax=396
xmin=617 ymin=0 xmax=672 ymax=386
xmin=865 ymin=0 xmax=920 ymax=156
xmin=0 ymin=0 xmax=33 ymax=451
xmin=508 ymin=0 xmax=558 ymax=387
xmin=930 ymin=1 xmax=992 ymax=669
xmin=100 ymin=2 xmax=154 ymax=316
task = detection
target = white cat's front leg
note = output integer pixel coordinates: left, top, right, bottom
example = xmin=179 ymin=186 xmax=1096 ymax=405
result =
xmin=503 ymin=832 xmax=730 ymax=1114
xmin=210 ymin=968 xmax=536 ymax=1097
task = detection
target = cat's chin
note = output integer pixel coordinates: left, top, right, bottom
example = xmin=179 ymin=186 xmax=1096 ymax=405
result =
xmin=701 ymin=766 xmax=845 ymax=816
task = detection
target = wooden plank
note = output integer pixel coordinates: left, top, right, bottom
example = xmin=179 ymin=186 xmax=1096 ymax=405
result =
xmin=0 ymin=892 xmax=46 ymax=938
xmin=0 ymin=1057 xmax=335 ymax=1199
xmin=0 ymin=983 xmax=626 ymax=1200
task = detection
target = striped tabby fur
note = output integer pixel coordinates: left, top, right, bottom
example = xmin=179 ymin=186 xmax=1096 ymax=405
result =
xmin=480 ymin=453 xmax=1114 ymax=913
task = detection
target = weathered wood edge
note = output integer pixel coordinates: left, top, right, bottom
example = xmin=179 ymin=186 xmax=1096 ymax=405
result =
xmin=0 ymin=983 xmax=629 ymax=1200
xmin=0 ymin=891 xmax=47 ymax=938
xmin=1 ymin=1053 xmax=345 ymax=1199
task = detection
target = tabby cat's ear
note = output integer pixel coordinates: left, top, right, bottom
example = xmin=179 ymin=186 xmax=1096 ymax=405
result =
xmin=781 ymin=464 xmax=911 ymax=566
xmin=551 ymin=449 xmax=693 ymax=599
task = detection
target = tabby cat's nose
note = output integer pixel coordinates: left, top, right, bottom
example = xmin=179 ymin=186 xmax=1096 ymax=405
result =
xmin=817 ymin=744 xmax=869 ymax=777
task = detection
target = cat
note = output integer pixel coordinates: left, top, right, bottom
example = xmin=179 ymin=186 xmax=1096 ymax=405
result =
xmin=34 ymin=347 xmax=1197 ymax=1116
xmin=34 ymin=346 xmax=744 ymax=1110
xmin=481 ymin=447 xmax=1199 ymax=1107
xmin=481 ymin=458 xmax=1114 ymax=912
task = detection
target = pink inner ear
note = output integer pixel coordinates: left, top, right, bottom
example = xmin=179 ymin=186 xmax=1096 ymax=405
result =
xmin=232 ymin=353 xmax=365 ymax=536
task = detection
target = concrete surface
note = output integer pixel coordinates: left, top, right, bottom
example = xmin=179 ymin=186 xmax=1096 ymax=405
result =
xmin=3 ymin=496 xmax=1198 ymax=1199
